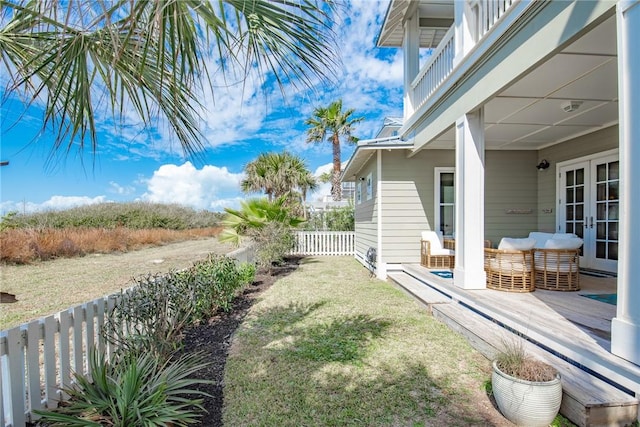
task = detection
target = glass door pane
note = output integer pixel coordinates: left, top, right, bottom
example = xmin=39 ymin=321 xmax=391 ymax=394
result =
xmin=594 ymin=161 xmax=619 ymax=261
xmin=564 ymin=167 xmax=585 ymax=255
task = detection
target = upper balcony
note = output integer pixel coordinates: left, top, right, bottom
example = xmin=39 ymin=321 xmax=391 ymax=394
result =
xmin=377 ymin=0 xmax=516 ymax=119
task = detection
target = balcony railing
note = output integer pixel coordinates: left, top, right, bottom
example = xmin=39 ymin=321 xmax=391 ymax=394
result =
xmin=411 ymin=26 xmax=455 ymax=112
xmin=410 ymin=0 xmax=515 ymax=114
xmin=476 ymin=0 xmax=515 ymax=38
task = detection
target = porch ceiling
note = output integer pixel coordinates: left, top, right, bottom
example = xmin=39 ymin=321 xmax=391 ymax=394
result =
xmin=377 ymin=0 xmax=453 ymax=48
xmin=424 ymin=15 xmax=618 ymax=151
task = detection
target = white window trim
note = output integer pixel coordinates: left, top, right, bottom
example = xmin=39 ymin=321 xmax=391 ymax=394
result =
xmin=434 ymin=167 xmax=455 ymax=238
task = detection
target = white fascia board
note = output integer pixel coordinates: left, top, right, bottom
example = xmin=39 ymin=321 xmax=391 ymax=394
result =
xmin=341 ymin=136 xmax=411 ymax=180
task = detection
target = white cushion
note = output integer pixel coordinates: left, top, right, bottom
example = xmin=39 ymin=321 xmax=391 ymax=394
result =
xmin=528 ymin=232 xmax=554 ymax=249
xmin=421 ymin=230 xmax=444 ymax=250
xmin=430 ymin=248 xmax=455 ymax=256
xmin=552 ymin=232 xmax=578 ymax=240
xmin=498 ymin=237 xmax=536 ymax=251
xmin=544 ymin=237 xmax=583 ymax=250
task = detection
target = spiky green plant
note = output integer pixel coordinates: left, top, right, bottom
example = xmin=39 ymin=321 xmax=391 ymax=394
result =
xmin=219 ymin=197 xmax=303 ymax=267
xmin=35 ymin=350 xmax=212 ymax=426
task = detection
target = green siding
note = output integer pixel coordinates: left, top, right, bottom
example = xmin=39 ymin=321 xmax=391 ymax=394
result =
xmin=352 ymin=126 xmax=618 ymax=263
xmin=380 ymin=150 xmax=453 ymax=264
xmin=537 ymin=125 xmax=618 ymax=232
xmin=485 ymin=151 xmax=539 ymax=245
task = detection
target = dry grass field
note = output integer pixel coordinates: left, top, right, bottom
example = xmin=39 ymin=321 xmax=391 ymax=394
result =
xmin=0 ymin=237 xmax=234 ymax=329
xmin=0 ymin=226 xmax=222 ymax=264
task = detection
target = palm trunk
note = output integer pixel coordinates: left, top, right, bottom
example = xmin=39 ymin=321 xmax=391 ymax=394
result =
xmin=332 ymin=135 xmax=342 ymax=201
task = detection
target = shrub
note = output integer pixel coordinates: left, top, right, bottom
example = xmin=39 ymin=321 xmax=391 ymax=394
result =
xmin=303 ymin=204 xmax=354 ymax=231
xmin=252 ymin=222 xmax=296 ymax=268
xmin=237 ymin=262 xmax=257 ymax=285
xmin=104 ymin=272 xmax=194 ymax=360
xmin=1 ymin=202 xmax=224 ymax=230
xmin=103 ymin=254 xmax=250 ymax=358
xmin=35 ymin=350 xmax=212 ymax=426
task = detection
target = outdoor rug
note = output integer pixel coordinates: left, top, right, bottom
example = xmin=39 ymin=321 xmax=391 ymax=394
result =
xmin=581 ymin=293 xmax=617 ymax=305
xmin=431 ymin=271 xmax=453 ymax=279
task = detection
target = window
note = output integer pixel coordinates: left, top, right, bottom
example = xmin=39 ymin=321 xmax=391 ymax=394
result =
xmin=366 ymin=173 xmax=373 ymax=200
xmin=356 ymin=182 xmax=362 ymax=204
xmin=435 ymin=168 xmax=455 ymax=237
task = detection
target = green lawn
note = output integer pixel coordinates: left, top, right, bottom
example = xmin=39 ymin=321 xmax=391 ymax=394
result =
xmin=223 ymin=256 xmax=509 ymax=426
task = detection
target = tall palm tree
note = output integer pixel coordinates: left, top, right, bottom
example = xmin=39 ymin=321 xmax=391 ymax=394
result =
xmin=305 ymin=99 xmax=363 ymax=201
xmin=241 ymin=151 xmax=317 ymax=204
xmin=0 ymin=0 xmax=338 ymax=158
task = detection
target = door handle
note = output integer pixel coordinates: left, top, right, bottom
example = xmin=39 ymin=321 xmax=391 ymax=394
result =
xmin=590 ymin=216 xmax=594 ymax=229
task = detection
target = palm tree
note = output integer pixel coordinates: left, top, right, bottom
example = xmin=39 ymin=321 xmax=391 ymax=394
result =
xmin=241 ymin=151 xmax=317 ymax=206
xmin=305 ymin=99 xmax=363 ymax=201
xmin=0 ymin=0 xmax=338 ymax=158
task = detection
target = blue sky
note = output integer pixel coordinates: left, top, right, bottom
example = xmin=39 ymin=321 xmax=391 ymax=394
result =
xmin=0 ymin=0 xmax=403 ymax=215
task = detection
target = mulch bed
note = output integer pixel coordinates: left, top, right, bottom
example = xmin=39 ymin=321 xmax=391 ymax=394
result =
xmin=180 ymin=256 xmax=302 ymax=427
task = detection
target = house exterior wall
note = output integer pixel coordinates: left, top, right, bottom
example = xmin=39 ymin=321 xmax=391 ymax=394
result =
xmin=353 ymin=149 xmax=540 ymax=263
xmin=381 ymin=150 xmax=453 ymax=264
xmin=537 ymin=125 xmax=619 ymax=232
xmin=485 ymin=150 xmax=539 ymax=246
xmin=354 ymin=161 xmax=378 ymax=262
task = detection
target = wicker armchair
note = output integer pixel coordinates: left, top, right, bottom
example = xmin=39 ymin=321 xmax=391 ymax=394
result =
xmin=420 ymin=231 xmax=455 ymax=268
xmin=528 ymin=232 xmax=583 ymax=291
xmin=484 ymin=237 xmax=536 ymax=292
xmin=534 ymin=248 xmax=581 ymax=291
xmin=484 ymin=248 xmax=535 ymax=292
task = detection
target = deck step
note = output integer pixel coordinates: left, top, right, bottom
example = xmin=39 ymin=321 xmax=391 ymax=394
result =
xmin=431 ymin=301 xmax=639 ymax=427
xmin=387 ymin=272 xmax=450 ymax=310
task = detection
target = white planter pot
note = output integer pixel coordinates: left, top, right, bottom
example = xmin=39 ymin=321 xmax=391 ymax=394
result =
xmin=492 ymin=360 xmax=563 ymax=427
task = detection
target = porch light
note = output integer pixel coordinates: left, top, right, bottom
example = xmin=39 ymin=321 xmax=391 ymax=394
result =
xmin=537 ymin=159 xmax=550 ymax=171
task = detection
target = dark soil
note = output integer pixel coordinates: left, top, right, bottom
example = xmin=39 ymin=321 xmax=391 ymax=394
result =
xmin=180 ymin=256 xmax=302 ymax=427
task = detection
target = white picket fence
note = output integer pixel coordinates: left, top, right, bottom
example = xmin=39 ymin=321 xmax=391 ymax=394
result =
xmin=291 ymin=231 xmax=355 ymax=256
xmin=0 ymin=245 xmax=256 ymax=427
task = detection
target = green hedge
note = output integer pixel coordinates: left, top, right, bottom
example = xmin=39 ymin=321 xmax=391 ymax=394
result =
xmin=1 ymin=202 xmax=224 ymax=230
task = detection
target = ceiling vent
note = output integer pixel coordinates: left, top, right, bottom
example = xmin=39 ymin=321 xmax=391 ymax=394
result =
xmin=561 ymin=100 xmax=583 ymax=113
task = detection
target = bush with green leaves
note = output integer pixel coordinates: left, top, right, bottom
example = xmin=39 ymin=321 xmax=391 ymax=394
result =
xmin=303 ymin=204 xmax=354 ymax=231
xmin=219 ymin=197 xmax=304 ymax=267
xmin=35 ymin=350 xmax=212 ymax=426
xmin=237 ymin=262 xmax=257 ymax=286
xmin=253 ymin=221 xmax=296 ymax=268
xmin=104 ymin=254 xmax=252 ymax=359
xmin=104 ymin=272 xmax=194 ymax=360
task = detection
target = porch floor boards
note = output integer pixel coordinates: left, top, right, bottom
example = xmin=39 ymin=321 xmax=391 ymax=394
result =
xmin=389 ymin=264 xmax=640 ymax=426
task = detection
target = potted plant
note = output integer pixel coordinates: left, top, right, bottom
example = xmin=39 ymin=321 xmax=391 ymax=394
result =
xmin=491 ymin=340 xmax=563 ymax=427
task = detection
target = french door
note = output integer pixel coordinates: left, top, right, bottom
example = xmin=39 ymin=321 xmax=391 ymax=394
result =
xmin=558 ymin=153 xmax=619 ymax=273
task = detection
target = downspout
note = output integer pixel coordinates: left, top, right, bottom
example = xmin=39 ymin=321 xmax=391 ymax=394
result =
xmin=377 ymin=150 xmax=385 ymax=279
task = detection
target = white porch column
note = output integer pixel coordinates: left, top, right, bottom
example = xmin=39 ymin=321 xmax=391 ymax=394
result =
xmin=454 ymin=0 xmax=476 ymax=67
xmin=453 ymin=109 xmax=486 ymax=289
xmin=403 ymin=11 xmax=420 ymax=119
xmin=612 ymin=0 xmax=640 ymax=366
xmin=376 ymin=150 xmax=386 ymax=280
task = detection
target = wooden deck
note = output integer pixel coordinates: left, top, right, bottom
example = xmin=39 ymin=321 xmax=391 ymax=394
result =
xmin=388 ymin=264 xmax=640 ymax=426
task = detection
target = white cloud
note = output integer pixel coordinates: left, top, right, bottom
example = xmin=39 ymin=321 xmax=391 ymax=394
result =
xmin=108 ymin=181 xmax=136 ymax=195
xmin=140 ymin=162 xmax=244 ymax=211
xmin=306 ymin=162 xmax=334 ymax=202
